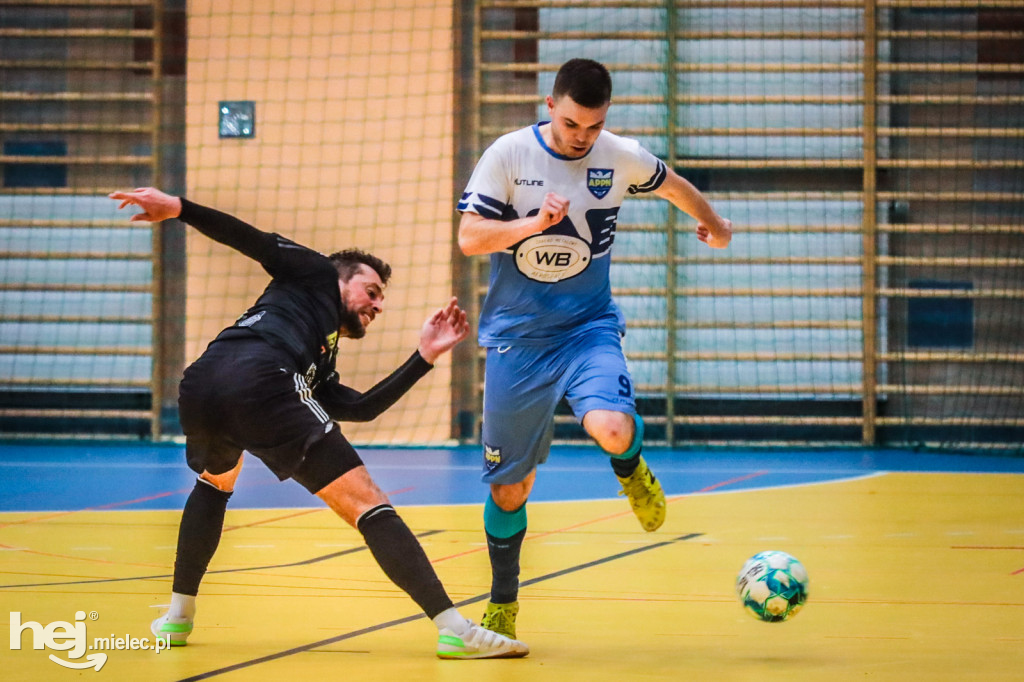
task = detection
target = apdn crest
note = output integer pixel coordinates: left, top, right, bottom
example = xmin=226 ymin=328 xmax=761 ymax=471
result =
xmin=484 ymin=443 xmax=502 ymax=470
xmin=587 ymin=168 xmax=613 ymax=199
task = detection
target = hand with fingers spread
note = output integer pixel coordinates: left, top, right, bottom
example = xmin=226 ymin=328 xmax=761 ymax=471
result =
xmin=108 ymin=187 xmax=182 ymax=223
xmin=418 ymin=297 xmax=471 ymax=364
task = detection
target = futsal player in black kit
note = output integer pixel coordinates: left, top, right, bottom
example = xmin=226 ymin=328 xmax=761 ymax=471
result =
xmin=110 ymin=187 xmax=528 ymax=659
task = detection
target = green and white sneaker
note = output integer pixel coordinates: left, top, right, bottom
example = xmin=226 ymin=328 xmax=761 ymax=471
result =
xmin=151 ymin=612 xmax=193 ymax=647
xmin=481 ymin=600 xmax=519 ymax=639
xmin=616 ymin=455 xmax=667 ymax=532
xmin=436 ymin=618 xmax=529 ymax=659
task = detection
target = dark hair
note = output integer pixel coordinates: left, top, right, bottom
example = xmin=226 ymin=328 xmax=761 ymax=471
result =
xmin=328 ymin=248 xmax=392 ymax=286
xmin=552 ymin=58 xmax=612 ymax=109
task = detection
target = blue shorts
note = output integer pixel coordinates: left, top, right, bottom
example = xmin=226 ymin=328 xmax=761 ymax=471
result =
xmin=481 ymin=326 xmax=636 ymax=485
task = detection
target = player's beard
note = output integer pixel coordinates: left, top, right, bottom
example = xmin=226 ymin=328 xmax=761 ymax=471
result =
xmin=338 ymin=304 xmax=366 ymax=339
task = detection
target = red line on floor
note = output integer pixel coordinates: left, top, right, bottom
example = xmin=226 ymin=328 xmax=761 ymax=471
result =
xmin=0 ymin=485 xmax=195 ymax=529
xmin=224 ymin=508 xmax=322 ymax=532
xmin=429 ymin=471 xmax=769 ymax=564
xmin=0 ymin=542 xmax=165 ymax=568
xmin=221 ymin=486 xmax=414 ymax=532
xmin=688 ymin=470 xmax=771 ymax=495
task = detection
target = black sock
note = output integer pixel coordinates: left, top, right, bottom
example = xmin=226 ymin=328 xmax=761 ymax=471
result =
xmin=487 ymin=528 xmax=526 ymax=604
xmin=172 ymin=479 xmax=232 ymax=596
xmin=611 ymin=451 xmax=641 ymax=478
xmin=357 ymin=504 xmax=454 ymax=619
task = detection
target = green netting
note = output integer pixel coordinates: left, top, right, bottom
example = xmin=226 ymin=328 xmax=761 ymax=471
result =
xmin=472 ymin=2 xmax=1024 ymax=453
xmin=0 ymin=0 xmax=458 ymax=444
xmin=1 ymin=1 xmax=1021 ymax=453
xmin=184 ymin=1 xmax=457 ymax=445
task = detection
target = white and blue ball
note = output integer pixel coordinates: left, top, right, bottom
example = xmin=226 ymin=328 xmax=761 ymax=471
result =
xmin=735 ymin=550 xmax=809 ymax=622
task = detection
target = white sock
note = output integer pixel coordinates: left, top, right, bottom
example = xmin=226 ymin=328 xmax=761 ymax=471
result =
xmin=432 ymin=607 xmax=470 ymax=635
xmin=169 ymin=592 xmax=196 ymax=621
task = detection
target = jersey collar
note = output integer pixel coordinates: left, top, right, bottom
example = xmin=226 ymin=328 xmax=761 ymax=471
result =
xmin=532 ymin=122 xmax=594 ymax=161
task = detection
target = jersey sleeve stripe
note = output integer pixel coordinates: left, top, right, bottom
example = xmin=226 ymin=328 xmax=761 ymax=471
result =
xmin=475 ymin=192 xmax=507 ymax=211
xmin=472 ymin=204 xmax=503 ymax=219
xmin=628 ymin=160 xmax=667 ymax=195
xmin=459 ymin=191 xmax=508 ymax=219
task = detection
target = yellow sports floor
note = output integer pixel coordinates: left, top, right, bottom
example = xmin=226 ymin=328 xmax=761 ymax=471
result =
xmin=3 ymin=472 xmax=1024 ymax=681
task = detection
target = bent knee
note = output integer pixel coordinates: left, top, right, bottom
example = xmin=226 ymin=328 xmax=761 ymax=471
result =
xmin=584 ymin=411 xmax=635 ymax=456
xmin=200 ymin=456 xmax=243 ymax=492
xmin=490 ymin=482 xmax=531 ymax=511
xmin=200 ymin=471 xmax=236 ymax=492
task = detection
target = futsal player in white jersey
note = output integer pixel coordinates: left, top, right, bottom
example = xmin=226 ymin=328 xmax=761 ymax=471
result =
xmin=456 ymin=58 xmax=733 ymax=640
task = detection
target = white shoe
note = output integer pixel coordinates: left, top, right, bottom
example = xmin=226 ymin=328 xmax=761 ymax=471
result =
xmin=436 ymin=618 xmax=529 ymax=659
xmin=151 ymin=612 xmax=192 ymax=646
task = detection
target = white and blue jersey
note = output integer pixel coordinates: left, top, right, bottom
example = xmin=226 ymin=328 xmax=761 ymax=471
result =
xmin=458 ymin=122 xmax=667 ymax=346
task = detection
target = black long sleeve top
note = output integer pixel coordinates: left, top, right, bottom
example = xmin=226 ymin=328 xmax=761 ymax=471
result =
xmin=178 ymin=198 xmax=432 ymax=422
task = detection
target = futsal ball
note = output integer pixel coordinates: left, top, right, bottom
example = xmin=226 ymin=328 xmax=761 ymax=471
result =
xmin=735 ymin=550 xmax=809 ymax=622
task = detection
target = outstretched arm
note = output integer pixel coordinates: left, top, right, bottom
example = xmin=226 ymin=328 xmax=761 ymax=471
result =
xmin=110 ymin=187 xmax=274 ymax=261
xmin=316 ymin=298 xmax=472 ymax=421
xmin=314 ymin=352 xmax=433 ymax=422
xmin=652 ymin=169 xmax=733 ymax=249
xmin=110 ymin=187 xmax=182 ymax=222
xmin=110 ymin=187 xmax=333 ymax=279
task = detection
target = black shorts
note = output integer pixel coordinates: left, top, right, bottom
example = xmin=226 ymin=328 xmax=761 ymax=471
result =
xmin=177 ymin=339 xmax=362 ymax=493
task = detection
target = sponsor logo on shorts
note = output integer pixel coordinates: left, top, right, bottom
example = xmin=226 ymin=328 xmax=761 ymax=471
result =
xmin=587 ymin=168 xmax=613 ymax=199
xmin=484 ymin=443 xmax=502 ymax=470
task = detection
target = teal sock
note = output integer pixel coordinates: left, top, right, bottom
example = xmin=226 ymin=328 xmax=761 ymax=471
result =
xmin=609 ymin=413 xmax=644 ymax=478
xmin=484 ymin=494 xmax=527 ymax=604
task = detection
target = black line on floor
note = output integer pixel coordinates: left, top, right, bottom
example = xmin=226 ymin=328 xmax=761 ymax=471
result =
xmin=177 ymin=532 xmax=704 ymax=682
xmin=0 ymin=530 xmax=443 ymax=589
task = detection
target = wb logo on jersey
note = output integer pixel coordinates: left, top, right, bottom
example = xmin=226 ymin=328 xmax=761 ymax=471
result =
xmin=587 ymin=168 xmax=613 ymax=199
xmin=515 ymin=234 xmax=591 ymax=283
